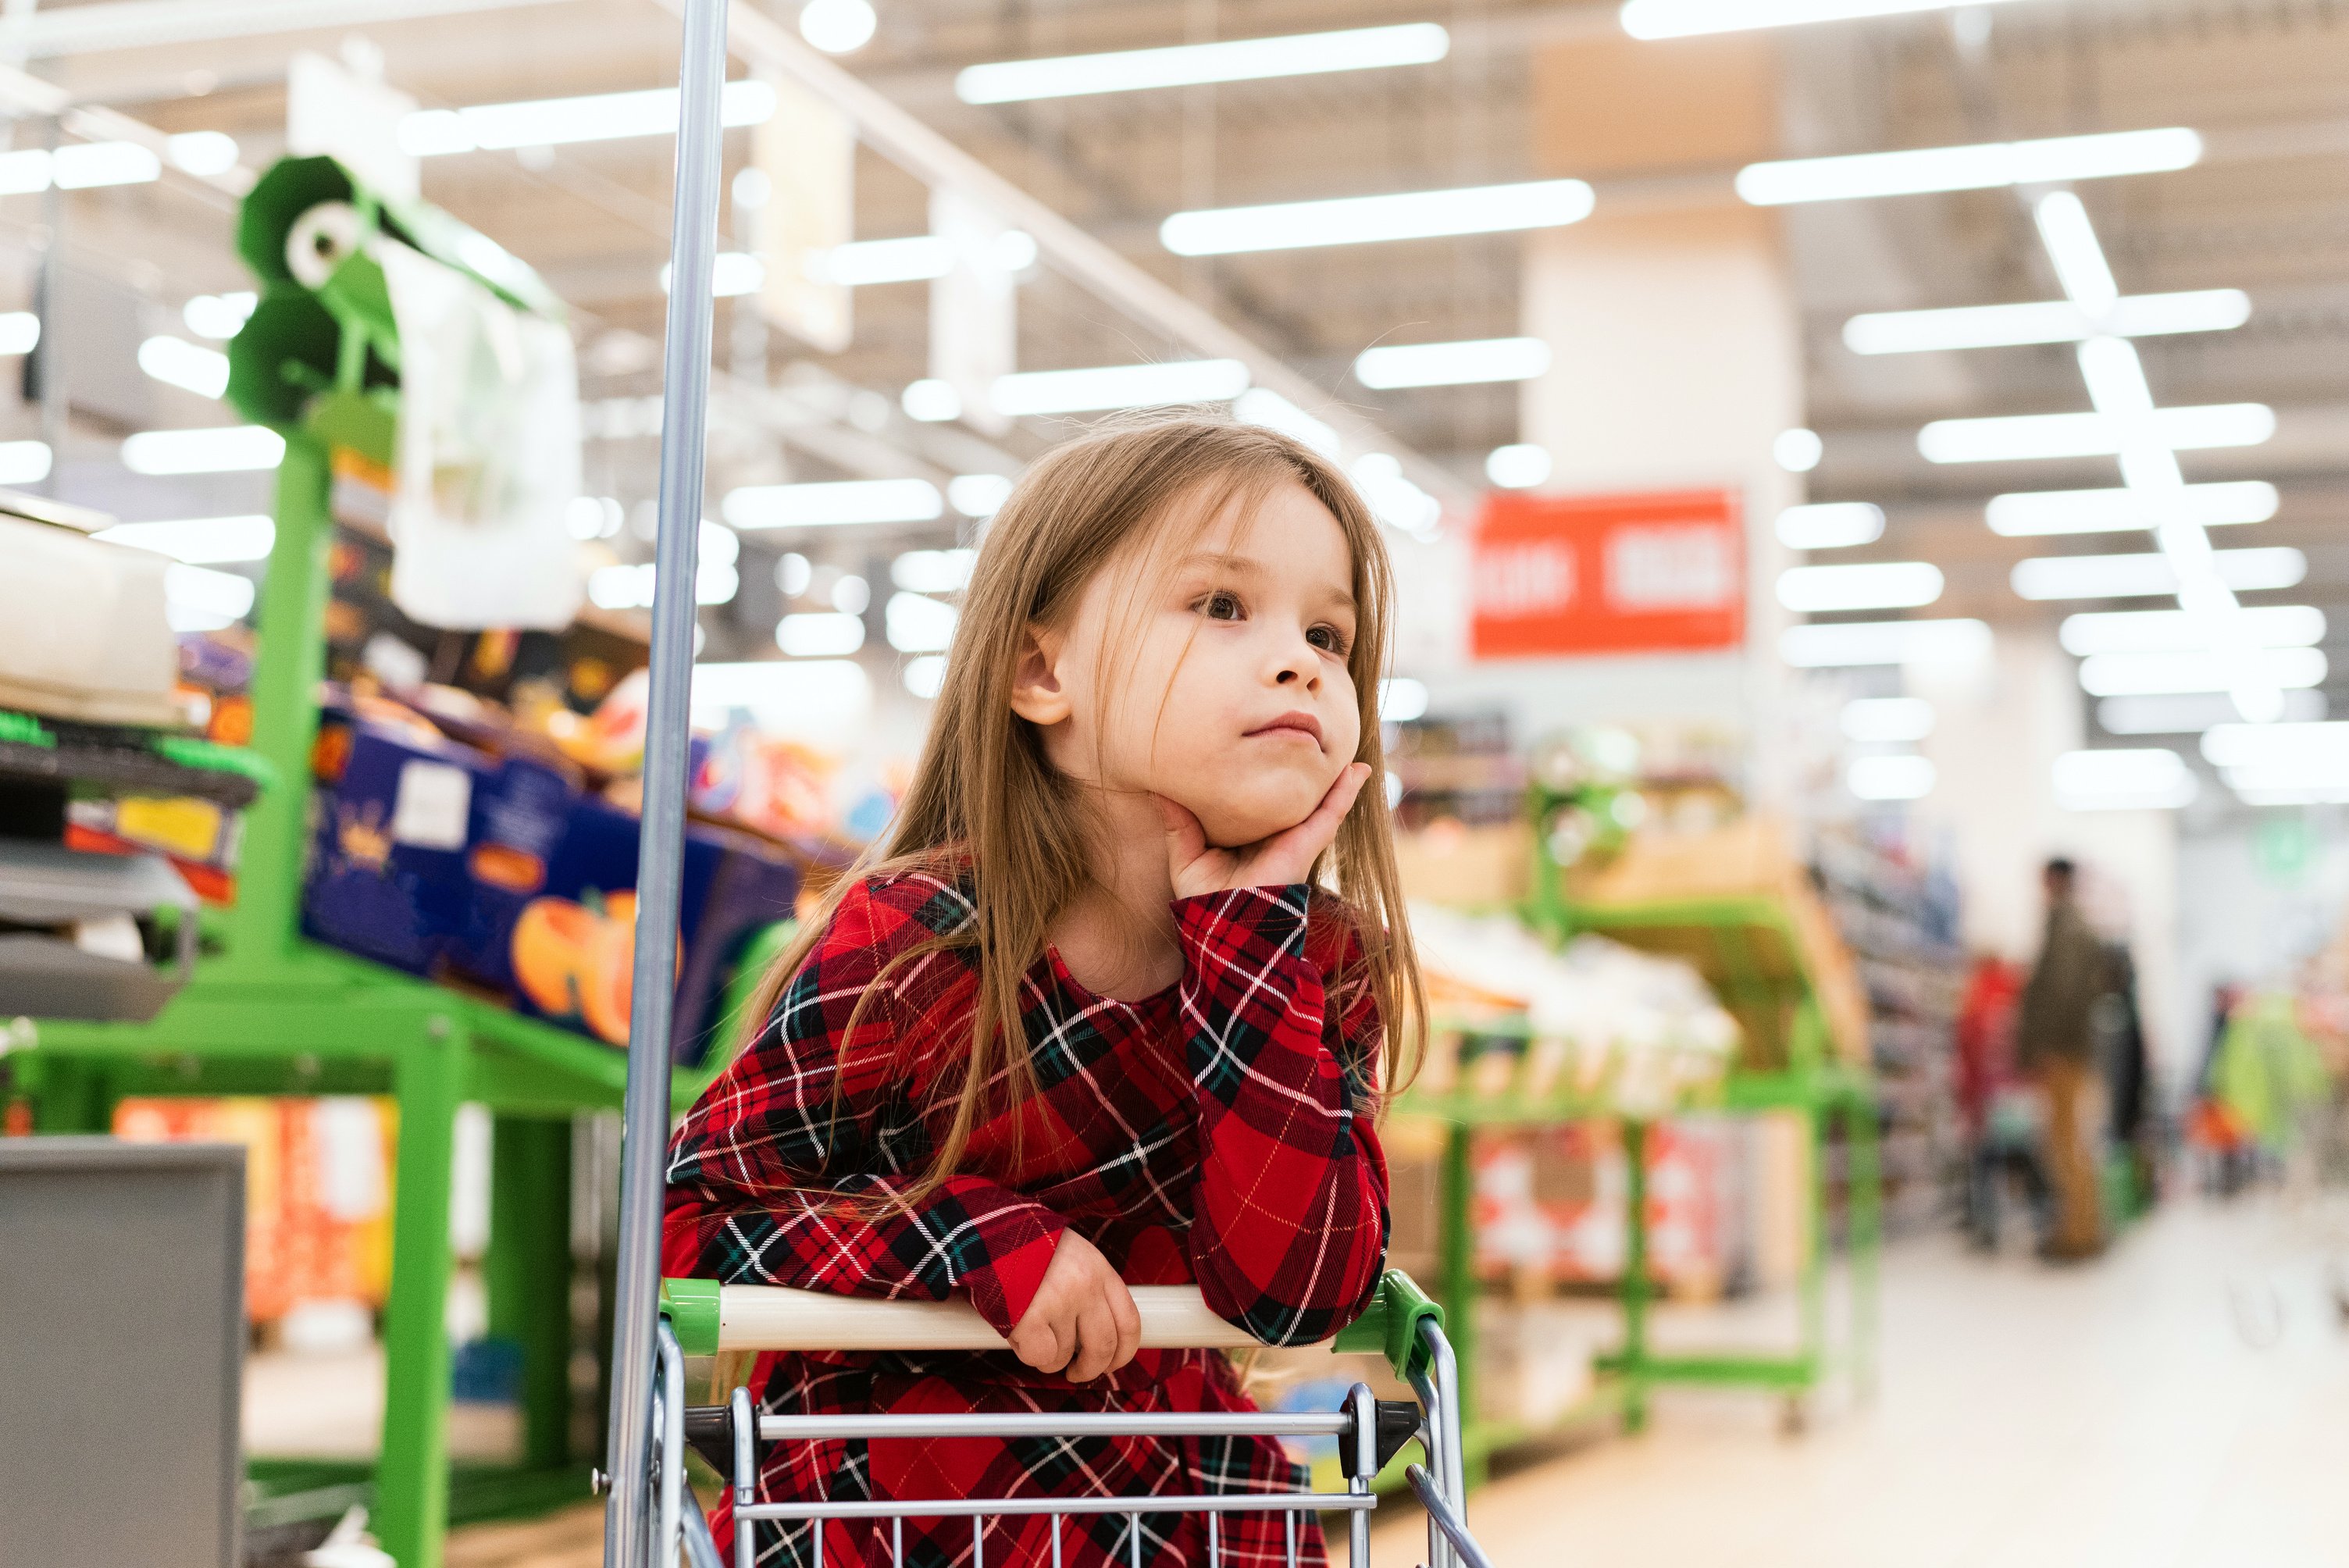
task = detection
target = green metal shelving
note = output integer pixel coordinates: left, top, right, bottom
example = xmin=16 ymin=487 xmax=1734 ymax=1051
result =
xmin=1392 ymin=827 xmax=1883 ymax=1473
xmin=15 ymin=159 xmax=767 ymax=1568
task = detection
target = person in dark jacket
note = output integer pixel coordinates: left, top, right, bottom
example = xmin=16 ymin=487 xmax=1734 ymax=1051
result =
xmin=2016 ymin=858 xmax=2108 ymax=1260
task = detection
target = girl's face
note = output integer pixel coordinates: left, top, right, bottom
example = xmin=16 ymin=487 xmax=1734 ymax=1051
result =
xmin=1014 ymin=478 xmax=1364 ymax=849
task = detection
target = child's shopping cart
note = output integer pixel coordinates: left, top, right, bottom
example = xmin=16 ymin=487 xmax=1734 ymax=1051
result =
xmin=634 ymin=1271 xmax=1493 ymax=1568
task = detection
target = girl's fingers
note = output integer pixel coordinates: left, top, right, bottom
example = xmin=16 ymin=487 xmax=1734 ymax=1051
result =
xmin=1010 ymin=1313 xmax=1068 ymax=1374
xmin=1107 ymin=1281 xmax=1142 ymax=1371
xmin=1249 ymin=764 xmax=1371 ymax=883
xmin=1068 ymin=1298 xmax=1117 ymax=1382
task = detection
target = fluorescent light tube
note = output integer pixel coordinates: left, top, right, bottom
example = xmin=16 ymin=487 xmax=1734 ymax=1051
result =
xmin=1162 ymin=179 xmax=1594 ymax=256
xmin=2079 ymin=647 xmax=2325 ymax=697
xmin=1986 ymin=480 xmax=2278 ymax=536
xmin=1776 ymin=502 xmax=1884 ymax=550
xmin=1351 ymin=453 xmax=1443 ymax=536
xmin=1780 ymin=617 xmax=1991 ymax=668
xmin=94 ymin=515 xmax=275 ymax=565
xmin=2052 ymin=747 xmax=2198 ymax=811
xmin=52 ymin=141 xmax=161 ymax=189
xmin=2060 ymin=604 xmax=2322 ymax=657
xmin=163 ymin=562 xmax=255 ymax=631
xmin=2100 ymin=690 xmax=2323 ymax=735
xmin=775 ymin=611 xmax=866 ymax=657
xmin=989 ymin=359 xmax=1249 ymax=416
xmin=586 ymin=559 xmax=739 ymax=610
xmin=0 ymin=440 xmax=49 ymax=485
xmin=1848 ymin=754 xmax=1935 ymax=801
xmin=398 ymin=79 xmax=775 ymax=157
xmin=1623 ymin=0 xmax=2028 ymax=39
xmin=893 ymin=548 xmax=978 ymax=593
xmin=2034 ymin=191 xmax=2117 ymax=314
xmin=182 ymin=293 xmax=256 ymax=341
xmin=0 ymin=312 xmax=37 ymax=355
xmin=901 ymin=380 xmax=962 ymax=422
xmin=811 ymin=236 xmax=952 ymax=286
xmin=903 ymin=655 xmax=948 ymax=700
xmin=1354 ymin=337 xmax=1551 ymax=390
xmin=2201 ymin=721 xmax=2349 ymax=771
xmin=659 ymin=252 xmax=765 ymax=297
xmin=1777 ymin=561 xmax=1944 ymax=612
xmin=957 ymin=23 xmax=1449 ymax=103
xmin=946 ymin=475 xmax=1013 ymax=519
xmin=0 ymin=148 xmax=48 ymax=194
xmin=122 ymin=425 xmax=285 ymax=475
xmin=1841 ymin=697 xmax=1935 ymax=743
xmin=1485 ymin=444 xmax=1552 ymax=490
xmin=1918 ymin=403 xmax=2274 ymax=463
xmin=724 ymin=478 xmax=945 ymax=529
xmin=1380 ymin=678 xmax=1431 ymax=723
xmin=1235 ymin=388 xmax=1342 ymax=459
xmin=137 ymin=336 xmax=230 ymax=400
xmin=800 ymin=0 xmax=877 ymax=55
xmin=1737 ymin=127 xmax=2201 ymax=206
xmin=166 ymin=131 xmax=241 ymax=177
xmin=690 ymin=659 xmax=870 ymax=729
xmin=2012 ymin=546 xmax=2304 ymax=601
xmin=1842 ymin=290 xmax=2249 ymax=355
xmin=885 ymin=591 xmax=958 ymax=654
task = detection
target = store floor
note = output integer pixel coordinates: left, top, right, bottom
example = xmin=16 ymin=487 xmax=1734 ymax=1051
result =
xmin=288 ymin=1195 xmax=2344 ymax=1567
xmin=1354 ymin=1194 xmax=2349 ymax=1568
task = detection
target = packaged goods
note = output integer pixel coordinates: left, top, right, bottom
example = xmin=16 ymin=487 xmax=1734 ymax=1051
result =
xmin=1412 ymin=903 xmax=1740 ymax=1113
xmin=303 ymin=697 xmax=801 ymax=1064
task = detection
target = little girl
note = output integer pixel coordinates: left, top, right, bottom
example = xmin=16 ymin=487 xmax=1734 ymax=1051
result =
xmin=664 ymin=414 xmax=1423 ymax=1567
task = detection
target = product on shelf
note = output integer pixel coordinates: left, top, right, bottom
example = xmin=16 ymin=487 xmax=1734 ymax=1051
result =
xmin=301 ymin=688 xmax=804 ymax=1064
xmin=1412 ymin=902 xmax=1740 ymax=1115
xmin=114 ymin=1095 xmax=396 ymax=1326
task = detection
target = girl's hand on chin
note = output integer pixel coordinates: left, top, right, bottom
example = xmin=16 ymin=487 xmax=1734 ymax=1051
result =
xmin=1157 ymin=762 xmax=1371 ymax=900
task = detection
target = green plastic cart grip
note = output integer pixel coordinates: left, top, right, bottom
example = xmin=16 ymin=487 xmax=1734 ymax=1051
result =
xmin=661 ymin=1277 xmax=722 ymax=1357
xmin=1332 ymin=1268 xmax=1444 ymax=1379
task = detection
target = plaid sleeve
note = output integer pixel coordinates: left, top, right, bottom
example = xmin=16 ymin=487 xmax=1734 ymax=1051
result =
xmin=662 ymin=878 xmax=1066 ymax=1333
xmin=1172 ymin=884 xmax=1390 ymax=1345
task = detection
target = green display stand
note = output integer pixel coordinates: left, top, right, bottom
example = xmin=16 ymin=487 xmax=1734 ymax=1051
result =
xmin=1391 ymin=814 xmax=1882 ymax=1474
xmin=18 ymin=159 xmax=757 ymax=1568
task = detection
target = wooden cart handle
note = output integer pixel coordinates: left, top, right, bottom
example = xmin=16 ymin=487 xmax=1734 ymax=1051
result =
xmin=674 ymin=1282 xmax=1267 ymax=1354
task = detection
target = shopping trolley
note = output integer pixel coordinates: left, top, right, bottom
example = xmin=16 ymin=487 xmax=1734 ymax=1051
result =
xmin=597 ymin=5 xmax=1490 ymax=1568
xmin=629 ymin=1270 xmax=1492 ymax=1568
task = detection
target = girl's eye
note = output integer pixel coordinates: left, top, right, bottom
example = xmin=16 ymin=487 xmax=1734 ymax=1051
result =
xmin=1306 ymin=624 xmax=1350 ymax=655
xmin=1197 ymin=590 xmax=1244 ymax=622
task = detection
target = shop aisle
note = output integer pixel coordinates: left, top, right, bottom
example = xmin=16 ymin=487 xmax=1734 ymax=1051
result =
xmin=1354 ymin=1197 xmax=2349 ymax=1568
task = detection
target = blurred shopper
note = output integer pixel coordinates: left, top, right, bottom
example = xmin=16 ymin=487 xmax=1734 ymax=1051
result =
xmin=1955 ymin=956 xmax=2048 ymax=1249
xmin=2016 ymin=858 xmax=2105 ymax=1260
xmin=2101 ymin=944 xmax=2155 ymax=1219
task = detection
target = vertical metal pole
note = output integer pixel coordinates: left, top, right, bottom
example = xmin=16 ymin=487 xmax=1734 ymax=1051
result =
xmin=604 ymin=0 xmax=729 ymax=1561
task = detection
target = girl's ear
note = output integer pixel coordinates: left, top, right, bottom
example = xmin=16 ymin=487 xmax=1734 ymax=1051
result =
xmin=1008 ymin=623 xmax=1073 ymax=726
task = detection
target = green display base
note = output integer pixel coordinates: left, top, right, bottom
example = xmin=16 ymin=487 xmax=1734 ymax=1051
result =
xmin=25 ymin=941 xmax=726 ymax=1568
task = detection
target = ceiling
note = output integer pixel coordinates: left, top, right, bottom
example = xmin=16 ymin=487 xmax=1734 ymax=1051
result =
xmin=12 ymin=0 xmax=2349 ymax=737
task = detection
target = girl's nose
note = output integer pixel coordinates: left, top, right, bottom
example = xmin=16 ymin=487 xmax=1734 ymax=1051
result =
xmin=1271 ymin=639 xmax=1320 ymax=689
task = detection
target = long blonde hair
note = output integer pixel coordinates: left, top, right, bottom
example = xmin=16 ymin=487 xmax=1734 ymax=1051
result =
xmin=740 ymin=412 xmax=1424 ymax=1202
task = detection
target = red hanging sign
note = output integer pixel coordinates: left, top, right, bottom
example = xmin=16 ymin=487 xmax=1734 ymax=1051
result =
xmin=1470 ymin=488 xmax=1745 ymax=660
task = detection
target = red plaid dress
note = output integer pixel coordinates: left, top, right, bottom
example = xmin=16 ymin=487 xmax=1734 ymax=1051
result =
xmin=664 ymin=865 xmax=1390 ymax=1568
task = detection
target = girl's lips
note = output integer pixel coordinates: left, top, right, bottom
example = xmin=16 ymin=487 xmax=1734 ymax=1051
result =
xmin=1246 ymin=711 xmax=1324 ymax=747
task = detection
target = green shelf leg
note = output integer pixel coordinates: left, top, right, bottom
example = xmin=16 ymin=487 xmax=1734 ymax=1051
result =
xmin=29 ymin=1057 xmax=111 ymax=1133
xmin=1437 ymin=1119 xmax=1480 ymax=1485
xmin=488 ymin=1114 xmax=576 ymax=1471
xmin=1620 ymin=1119 xmax=1650 ymax=1434
xmin=377 ymin=1016 xmax=464 ymax=1568
xmin=224 ymin=434 xmax=334 ymax=975
xmin=1798 ymin=1101 xmax=1828 ymax=1392
xmin=1845 ymin=1089 xmax=1882 ymax=1402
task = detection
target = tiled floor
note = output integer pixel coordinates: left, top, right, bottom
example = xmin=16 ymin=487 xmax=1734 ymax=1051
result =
xmin=431 ymin=1195 xmax=2349 ymax=1568
xmin=1356 ymin=1195 xmax=2349 ymax=1568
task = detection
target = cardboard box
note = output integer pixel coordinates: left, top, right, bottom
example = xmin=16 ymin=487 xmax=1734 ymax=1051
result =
xmin=1393 ymin=820 xmax=1531 ymax=907
xmin=303 ymin=708 xmax=800 ymax=1065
